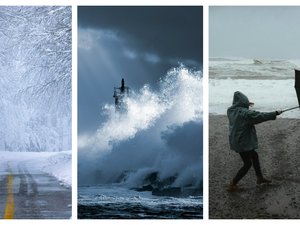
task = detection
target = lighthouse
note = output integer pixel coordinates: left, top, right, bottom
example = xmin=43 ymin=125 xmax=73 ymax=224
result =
xmin=113 ymin=78 xmax=130 ymax=111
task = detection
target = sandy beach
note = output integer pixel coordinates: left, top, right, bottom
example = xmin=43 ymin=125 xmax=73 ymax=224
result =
xmin=209 ymin=115 xmax=300 ymax=219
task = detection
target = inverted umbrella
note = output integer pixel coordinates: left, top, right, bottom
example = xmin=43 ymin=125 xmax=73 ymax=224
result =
xmin=282 ymin=69 xmax=300 ymax=112
xmin=295 ymin=69 xmax=300 ymax=106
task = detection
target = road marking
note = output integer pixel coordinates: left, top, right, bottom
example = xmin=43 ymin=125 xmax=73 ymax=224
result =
xmin=4 ymin=175 xmax=14 ymax=219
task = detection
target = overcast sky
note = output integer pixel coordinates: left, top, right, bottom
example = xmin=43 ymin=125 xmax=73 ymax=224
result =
xmin=78 ymin=6 xmax=203 ymax=134
xmin=210 ymin=6 xmax=300 ymax=59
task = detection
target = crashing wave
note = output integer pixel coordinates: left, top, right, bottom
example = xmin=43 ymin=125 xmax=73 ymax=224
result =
xmin=78 ymin=65 xmax=203 ymax=190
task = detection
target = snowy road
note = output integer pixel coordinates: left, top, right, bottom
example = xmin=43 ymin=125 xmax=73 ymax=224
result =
xmin=0 ymin=161 xmax=71 ymax=219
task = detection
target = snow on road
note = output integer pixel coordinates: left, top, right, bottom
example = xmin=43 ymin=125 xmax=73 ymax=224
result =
xmin=0 ymin=151 xmax=71 ymax=187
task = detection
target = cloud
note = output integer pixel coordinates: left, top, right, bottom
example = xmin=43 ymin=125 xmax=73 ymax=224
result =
xmin=144 ymin=53 xmax=161 ymax=64
xmin=123 ymin=48 xmax=137 ymax=59
xmin=78 ymin=28 xmax=119 ymax=50
xmin=78 ymin=6 xmax=203 ymax=63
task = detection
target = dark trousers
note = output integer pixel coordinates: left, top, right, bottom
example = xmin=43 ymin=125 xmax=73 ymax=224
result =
xmin=233 ymin=150 xmax=263 ymax=184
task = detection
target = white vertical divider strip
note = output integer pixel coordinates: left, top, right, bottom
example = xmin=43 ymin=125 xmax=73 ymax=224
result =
xmin=202 ymin=3 xmax=209 ymax=221
xmin=72 ymin=4 xmax=78 ymax=221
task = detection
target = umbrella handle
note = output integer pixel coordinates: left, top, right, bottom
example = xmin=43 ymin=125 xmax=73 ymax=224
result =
xmin=282 ymin=106 xmax=300 ymax=113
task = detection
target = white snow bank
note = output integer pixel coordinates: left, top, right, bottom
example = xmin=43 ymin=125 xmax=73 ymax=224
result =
xmin=0 ymin=151 xmax=72 ymax=187
xmin=37 ymin=152 xmax=72 ymax=187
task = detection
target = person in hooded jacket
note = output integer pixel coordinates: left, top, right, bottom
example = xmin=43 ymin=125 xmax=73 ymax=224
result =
xmin=227 ymin=91 xmax=282 ymax=191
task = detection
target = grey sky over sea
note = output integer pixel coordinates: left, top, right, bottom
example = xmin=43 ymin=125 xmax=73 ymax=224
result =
xmin=210 ymin=6 xmax=300 ymax=59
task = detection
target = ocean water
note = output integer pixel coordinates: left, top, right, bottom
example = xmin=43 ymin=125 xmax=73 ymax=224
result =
xmin=209 ymin=58 xmax=300 ymax=119
xmin=78 ymin=185 xmax=202 ymax=219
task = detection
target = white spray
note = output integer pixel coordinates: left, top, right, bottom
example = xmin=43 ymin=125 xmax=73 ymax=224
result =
xmin=78 ymin=65 xmax=203 ymax=187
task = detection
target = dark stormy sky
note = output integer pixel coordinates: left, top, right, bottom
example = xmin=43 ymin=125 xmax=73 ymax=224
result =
xmin=78 ymin=6 xmax=203 ymax=134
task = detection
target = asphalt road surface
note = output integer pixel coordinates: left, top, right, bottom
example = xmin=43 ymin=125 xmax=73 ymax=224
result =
xmin=0 ymin=161 xmax=71 ymax=219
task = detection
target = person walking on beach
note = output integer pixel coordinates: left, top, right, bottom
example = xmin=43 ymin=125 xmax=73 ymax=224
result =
xmin=227 ymin=91 xmax=282 ymax=191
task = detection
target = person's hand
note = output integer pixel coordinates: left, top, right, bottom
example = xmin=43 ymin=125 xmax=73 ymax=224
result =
xmin=276 ymin=110 xmax=283 ymax=115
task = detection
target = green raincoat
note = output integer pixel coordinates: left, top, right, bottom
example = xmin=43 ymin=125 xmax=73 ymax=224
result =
xmin=227 ymin=91 xmax=277 ymax=153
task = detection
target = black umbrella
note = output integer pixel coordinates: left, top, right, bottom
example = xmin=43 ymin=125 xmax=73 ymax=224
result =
xmin=295 ymin=69 xmax=300 ymax=106
xmin=282 ymin=69 xmax=300 ymax=112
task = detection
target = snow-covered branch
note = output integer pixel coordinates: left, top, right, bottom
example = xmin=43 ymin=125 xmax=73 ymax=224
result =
xmin=0 ymin=6 xmax=71 ymax=152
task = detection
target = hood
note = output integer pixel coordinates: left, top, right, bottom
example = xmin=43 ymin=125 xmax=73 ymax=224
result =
xmin=231 ymin=91 xmax=250 ymax=108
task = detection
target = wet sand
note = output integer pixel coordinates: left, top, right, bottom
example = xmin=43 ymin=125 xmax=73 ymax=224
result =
xmin=209 ymin=115 xmax=300 ymax=219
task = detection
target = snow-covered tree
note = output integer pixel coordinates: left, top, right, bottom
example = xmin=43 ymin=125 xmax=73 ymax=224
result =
xmin=0 ymin=6 xmax=71 ymax=152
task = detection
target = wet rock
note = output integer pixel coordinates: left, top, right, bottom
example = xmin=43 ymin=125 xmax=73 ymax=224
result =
xmin=135 ymin=184 xmax=154 ymax=192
